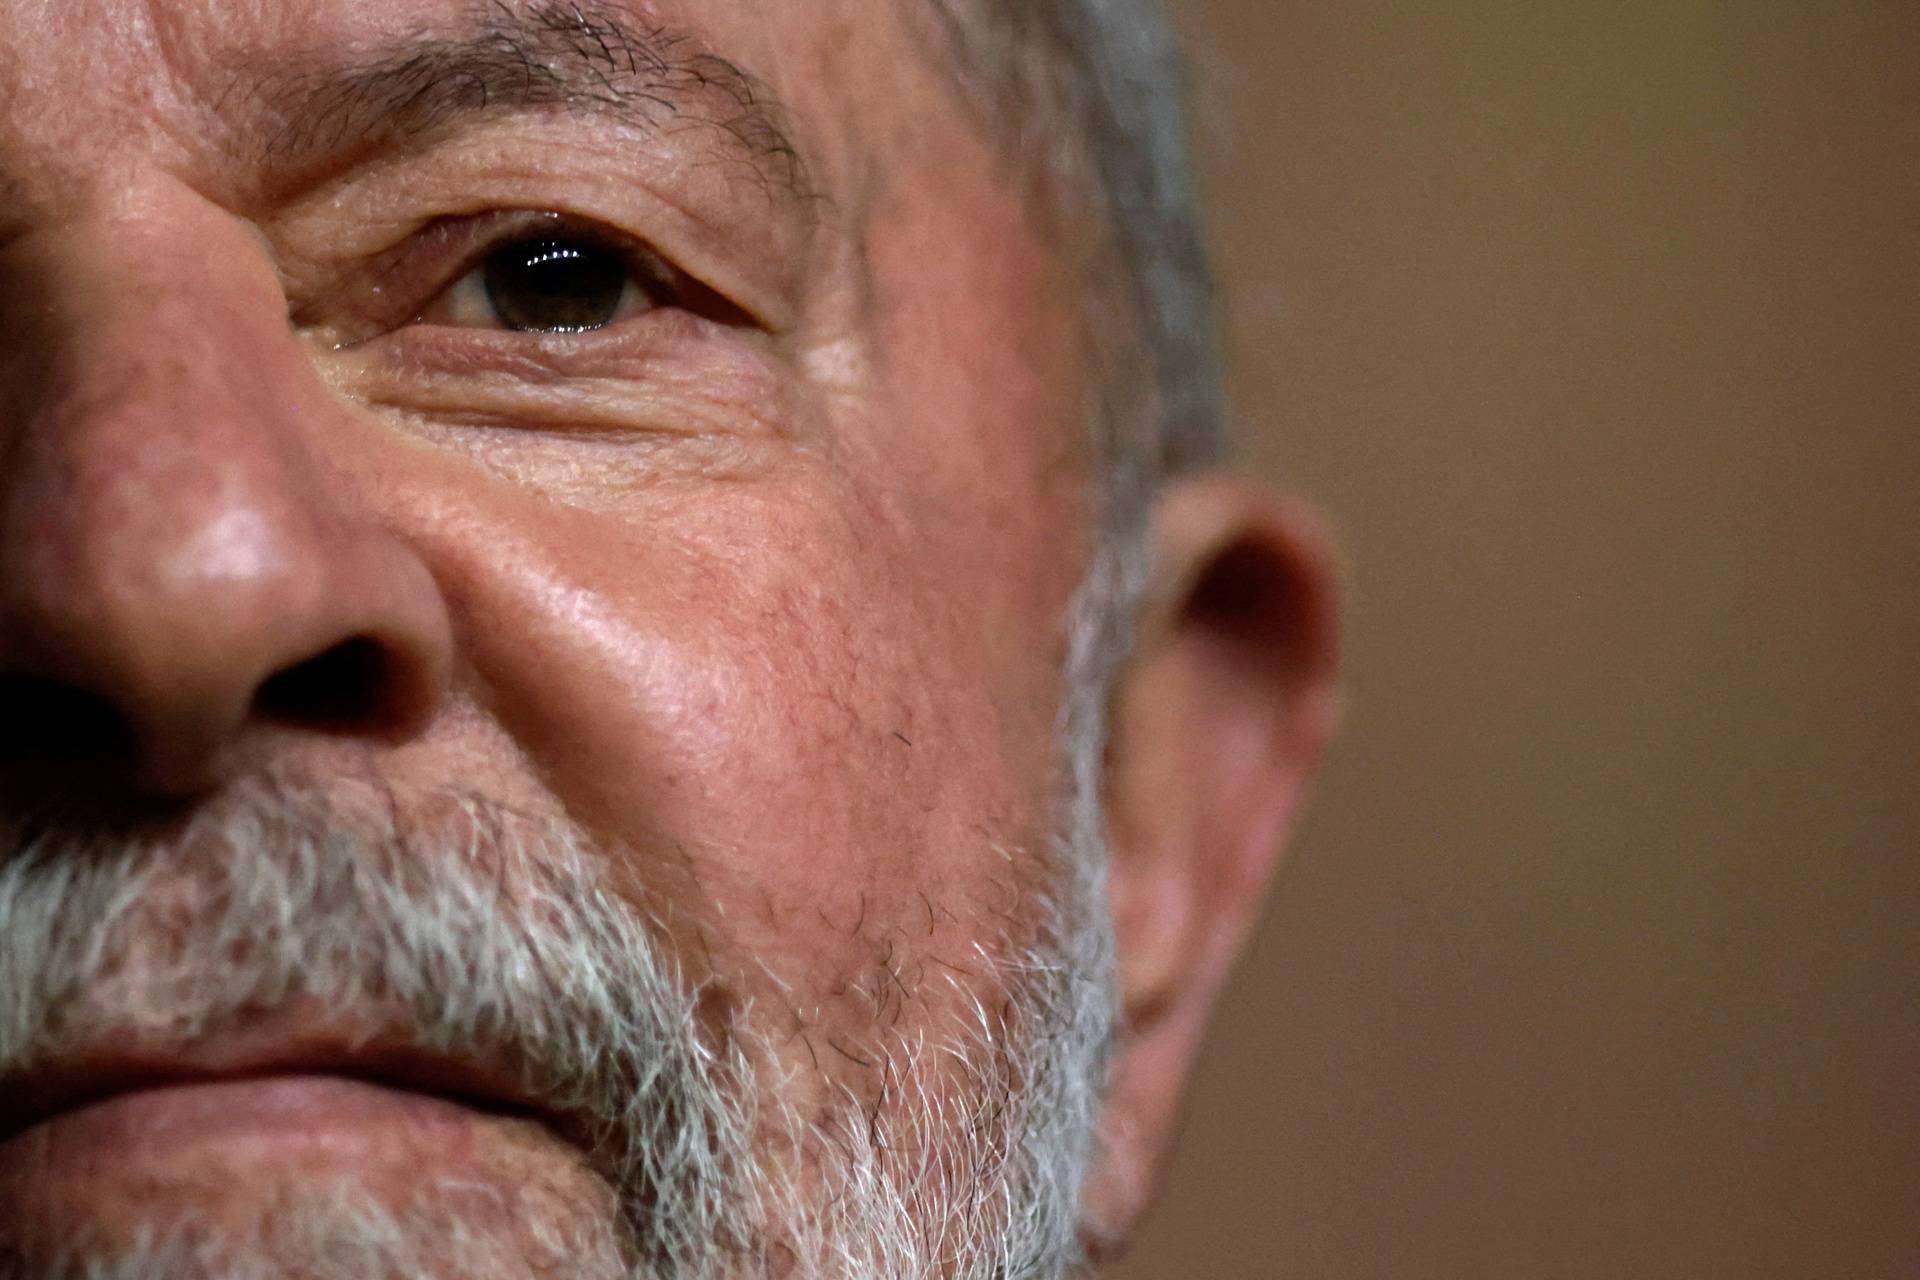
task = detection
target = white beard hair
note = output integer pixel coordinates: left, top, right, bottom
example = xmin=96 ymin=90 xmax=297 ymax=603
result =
xmin=0 ymin=757 xmax=1114 ymax=1280
xmin=0 ymin=523 xmax=1133 ymax=1280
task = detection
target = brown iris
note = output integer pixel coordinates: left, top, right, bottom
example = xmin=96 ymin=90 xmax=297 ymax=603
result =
xmin=481 ymin=237 xmax=632 ymax=332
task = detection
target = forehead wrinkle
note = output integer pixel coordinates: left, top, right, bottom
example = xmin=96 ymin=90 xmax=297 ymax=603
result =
xmin=237 ymin=0 xmax=811 ymax=206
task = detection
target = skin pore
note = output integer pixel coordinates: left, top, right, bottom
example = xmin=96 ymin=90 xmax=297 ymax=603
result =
xmin=0 ymin=0 xmax=1096 ymax=1270
xmin=0 ymin=0 xmax=1339 ymax=1275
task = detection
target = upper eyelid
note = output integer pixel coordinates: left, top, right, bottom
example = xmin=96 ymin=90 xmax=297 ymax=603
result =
xmin=438 ymin=225 xmax=671 ymax=306
xmin=382 ymin=212 xmax=644 ymax=299
xmin=460 ymin=217 xmax=658 ymax=272
xmin=295 ymin=210 xmax=744 ymax=351
xmin=393 ymin=211 xmax=759 ymax=332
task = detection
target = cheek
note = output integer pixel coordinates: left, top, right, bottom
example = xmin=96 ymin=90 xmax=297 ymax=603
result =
xmin=347 ymin=98 xmax=1096 ymax=1085
xmin=383 ymin=451 xmax=1066 ymax=974
xmin=849 ymin=156 xmax=1097 ymax=728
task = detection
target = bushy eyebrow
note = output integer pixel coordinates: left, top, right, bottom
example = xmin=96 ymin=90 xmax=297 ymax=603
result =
xmin=249 ymin=0 xmax=810 ymax=203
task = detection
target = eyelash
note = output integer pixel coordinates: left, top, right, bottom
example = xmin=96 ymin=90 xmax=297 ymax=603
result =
xmin=384 ymin=212 xmax=755 ymax=338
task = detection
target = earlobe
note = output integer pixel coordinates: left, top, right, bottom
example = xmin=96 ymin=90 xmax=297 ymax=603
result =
xmin=1080 ymin=475 xmax=1341 ymax=1256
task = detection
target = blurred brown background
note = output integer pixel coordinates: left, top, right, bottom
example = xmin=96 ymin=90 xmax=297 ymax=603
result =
xmin=1113 ymin=2 xmax=1918 ymax=1277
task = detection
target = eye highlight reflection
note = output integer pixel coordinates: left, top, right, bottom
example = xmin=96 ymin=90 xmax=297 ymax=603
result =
xmin=430 ymin=234 xmax=663 ymax=333
xmin=303 ymin=210 xmax=769 ymax=354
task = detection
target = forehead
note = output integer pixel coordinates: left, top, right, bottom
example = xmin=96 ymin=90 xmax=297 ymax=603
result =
xmin=0 ymin=0 xmax=859 ymax=83
xmin=0 ymin=0 xmax=917 ymax=204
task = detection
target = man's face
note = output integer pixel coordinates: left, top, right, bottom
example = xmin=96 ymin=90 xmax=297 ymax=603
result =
xmin=0 ymin=0 xmax=1107 ymax=1273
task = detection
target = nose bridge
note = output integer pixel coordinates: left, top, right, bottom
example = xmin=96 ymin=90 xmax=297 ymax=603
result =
xmin=0 ymin=204 xmax=452 ymax=793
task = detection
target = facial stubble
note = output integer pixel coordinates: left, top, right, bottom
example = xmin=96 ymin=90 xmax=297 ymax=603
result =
xmin=0 ymin=762 xmax=1108 ymax=1280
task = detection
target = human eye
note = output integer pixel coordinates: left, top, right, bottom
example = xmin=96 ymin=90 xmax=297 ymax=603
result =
xmin=304 ymin=206 xmax=790 ymax=453
xmin=421 ymin=229 xmax=667 ymax=333
xmin=430 ymin=233 xmax=645 ymax=333
xmin=316 ymin=211 xmax=758 ymax=349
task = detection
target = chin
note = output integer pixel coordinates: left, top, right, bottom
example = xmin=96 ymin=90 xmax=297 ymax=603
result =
xmin=0 ymin=1186 xmax=635 ymax=1280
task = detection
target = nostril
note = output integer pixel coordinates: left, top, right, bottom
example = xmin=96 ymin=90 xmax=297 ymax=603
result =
xmin=253 ymin=635 xmax=399 ymax=733
xmin=0 ymin=673 xmax=139 ymax=765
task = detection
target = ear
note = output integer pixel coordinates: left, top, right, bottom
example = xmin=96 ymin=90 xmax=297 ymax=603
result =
xmin=1078 ymin=474 xmax=1341 ymax=1257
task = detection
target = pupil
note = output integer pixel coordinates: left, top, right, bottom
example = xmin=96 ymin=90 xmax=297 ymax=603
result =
xmin=482 ymin=238 xmax=628 ymax=332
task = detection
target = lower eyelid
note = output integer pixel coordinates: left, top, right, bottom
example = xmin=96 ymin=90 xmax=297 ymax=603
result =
xmin=333 ymin=306 xmax=785 ymax=400
xmin=353 ymin=361 xmax=793 ymax=448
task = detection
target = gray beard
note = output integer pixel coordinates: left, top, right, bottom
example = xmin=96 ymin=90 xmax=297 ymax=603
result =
xmin=0 ymin=770 xmax=1114 ymax=1280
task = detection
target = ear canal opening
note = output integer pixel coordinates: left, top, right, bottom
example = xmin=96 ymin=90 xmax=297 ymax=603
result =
xmin=1184 ymin=536 xmax=1326 ymax=685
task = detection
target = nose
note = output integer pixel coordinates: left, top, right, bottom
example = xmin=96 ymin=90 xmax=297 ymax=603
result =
xmin=0 ymin=205 xmax=452 ymax=797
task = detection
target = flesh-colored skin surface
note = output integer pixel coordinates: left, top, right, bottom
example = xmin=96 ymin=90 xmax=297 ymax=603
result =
xmin=0 ymin=0 xmax=1093 ymax=1250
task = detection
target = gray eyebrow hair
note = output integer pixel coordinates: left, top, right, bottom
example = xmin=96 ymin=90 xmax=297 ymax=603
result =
xmin=253 ymin=0 xmax=810 ymax=202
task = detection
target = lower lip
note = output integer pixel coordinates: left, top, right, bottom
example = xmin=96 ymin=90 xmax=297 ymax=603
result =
xmin=0 ymin=1075 xmax=503 ymax=1182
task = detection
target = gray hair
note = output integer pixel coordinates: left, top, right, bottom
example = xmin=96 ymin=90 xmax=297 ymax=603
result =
xmin=0 ymin=771 xmax=1114 ymax=1278
xmin=0 ymin=13 xmax=1216 ymax=1276
xmin=914 ymin=2 xmax=1225 ymax=802
xmin=924 ymin=0 xmax=1226 ymax=524
xmin=920 ymin=3 xmax=1226 ymax=1255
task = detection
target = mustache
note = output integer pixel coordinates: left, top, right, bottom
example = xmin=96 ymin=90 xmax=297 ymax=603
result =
xmin=0 ymin=773 xmax=759 ymax=1275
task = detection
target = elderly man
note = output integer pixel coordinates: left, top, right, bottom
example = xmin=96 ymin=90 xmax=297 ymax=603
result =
xmin=0 ymin=0 xmax=1337 ymax=1275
